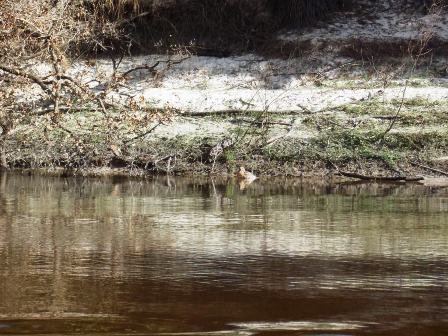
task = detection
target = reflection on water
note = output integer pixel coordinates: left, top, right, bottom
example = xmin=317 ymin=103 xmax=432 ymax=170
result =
xmin=0 ymin=173 xmax=447 ymax=336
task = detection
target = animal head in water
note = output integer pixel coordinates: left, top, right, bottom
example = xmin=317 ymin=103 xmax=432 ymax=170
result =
xmin=237 ymin=166 xmax=257 ymax=181
xmin=236 ymin=166 xmax=246 ymax=179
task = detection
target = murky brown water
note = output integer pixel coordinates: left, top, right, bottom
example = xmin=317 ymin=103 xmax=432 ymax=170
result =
xmin=0 ymin=173 xmax=447 ymax=336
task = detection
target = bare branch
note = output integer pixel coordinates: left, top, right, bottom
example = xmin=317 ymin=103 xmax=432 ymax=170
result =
xmin=122 ymin=61 xmax=160 ymax=78
xmin=124 ymin=123 xmax=162 ymax=144
xmin=0 ymin=65 xmax=53 ymax=97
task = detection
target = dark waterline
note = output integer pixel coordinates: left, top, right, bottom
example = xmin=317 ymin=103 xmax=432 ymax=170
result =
xmin=0 ymin=173 xmax=447 ymax=336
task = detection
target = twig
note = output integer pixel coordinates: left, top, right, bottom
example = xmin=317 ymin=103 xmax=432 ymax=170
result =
xmin=153 ymin=154 xmax=176 ymax=172
xmin=50 ymin=74 xmax=90 ymax=95
xmin=121 ymin=56 xmax=190 ymax=78
xmin=296 ymin=104 xmax=314 ymax=114
xmin=296 ymin=91 xmax=384 ymax=116
xmin=378 ymin=82 xmax=408 ymax=144
xmin=378 ymin=15 xmax=435 ymax=145
xmin=49 ymin=40 xmax=62 ymax=115
xmin=124 ymin=123 xmax=161 ymax=144
xmin=263 ymin=119 xmax=296 ymax=147
xmin=116 ymin=11 xmax=151 ymax=25
xmin=97 ymin=98 xmax=108 ymax=116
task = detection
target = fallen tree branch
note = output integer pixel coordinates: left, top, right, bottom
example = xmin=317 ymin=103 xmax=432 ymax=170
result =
xmin=33 ymin=106 xmax=98 ymax=116
xmin=232 ymin=118 xmax=292 ymax=127
xmin=0 ymin=64 xmax=53 ymax=97
xmin=371 ymin=115 xmax=402 ymax=120
xmin=121 ymin=56 xmax=190 ymax=78
xmin=411 ymin=161 xmax=448 ymax=177
xmin=184 ymin=109 xmax=310 ymax=117
xmin=122 ymin=61 xmax=160 ymax=78
xmin=334 ymin=168 xmax=423 ymax=182
xmin=184 ymin=109 xmax=262 ymax=117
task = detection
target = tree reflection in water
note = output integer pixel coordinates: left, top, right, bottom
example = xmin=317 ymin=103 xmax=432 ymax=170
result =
xmin=0 ymin=173 xmax=447 ymax=336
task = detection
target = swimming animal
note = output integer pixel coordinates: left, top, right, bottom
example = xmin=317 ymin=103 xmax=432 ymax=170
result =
xmin=236 ymin=166 xmax=256 ymax=181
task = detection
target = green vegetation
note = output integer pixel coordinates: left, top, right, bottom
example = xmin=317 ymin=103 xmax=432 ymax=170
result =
xmin=1 ymin=0 xmax=447 ymax=178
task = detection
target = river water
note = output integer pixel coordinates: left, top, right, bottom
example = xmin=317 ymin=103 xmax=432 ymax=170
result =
xmin=0 ymin=173 xmax=447 ymax=336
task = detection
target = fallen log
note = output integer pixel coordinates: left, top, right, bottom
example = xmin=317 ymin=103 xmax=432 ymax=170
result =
xmin=411 ymin=162 xmax=448 ymax=177
xmin=336 ymin=170 xmax=424 ymax=182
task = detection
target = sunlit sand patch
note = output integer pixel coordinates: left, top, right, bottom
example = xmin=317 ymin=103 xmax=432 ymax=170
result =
xmin=231 ymin=321 xmax=365 ymax=332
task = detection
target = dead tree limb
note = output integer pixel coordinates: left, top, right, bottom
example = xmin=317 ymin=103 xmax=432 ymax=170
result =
xmin=121 ymin=56 xmax=190 ymax=78
xmin=233 ymin=118 xmax=292 ymax=127
xmin=335 ymin=170 xmax=423 ymax=182
xmin=0 ymin=65 xmax=53 ymax=97
xmin=122 ymin=61 xmax=160 ymax=78
xmin=411 ymin=162 xmax=448 ymax=177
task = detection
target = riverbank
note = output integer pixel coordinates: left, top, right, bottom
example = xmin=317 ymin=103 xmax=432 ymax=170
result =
xmin=2 ymin=0 xmax=448 ymax=180
xmin=5 ymin=58 xmax=448 ymax=179
xmin=4 ymin=78 xmax=448 ymax=180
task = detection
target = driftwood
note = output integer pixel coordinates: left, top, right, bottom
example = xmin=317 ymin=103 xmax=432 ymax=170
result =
xmin=336 ymin=170 xmax=424 ymax=182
